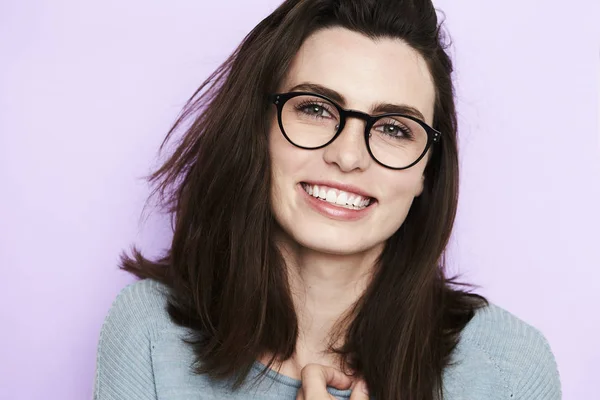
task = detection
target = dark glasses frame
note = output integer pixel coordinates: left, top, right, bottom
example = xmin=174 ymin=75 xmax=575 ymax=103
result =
xmin=269 ymin=91 xmax=442 ymax=170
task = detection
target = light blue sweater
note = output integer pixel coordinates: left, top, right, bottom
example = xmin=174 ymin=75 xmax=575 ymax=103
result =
xmin=93 ymin=279 xmax=561 ymax=399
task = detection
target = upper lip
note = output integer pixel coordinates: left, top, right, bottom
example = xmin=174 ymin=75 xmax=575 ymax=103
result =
xmin=301 ymin=180 xmax=376 ymax=200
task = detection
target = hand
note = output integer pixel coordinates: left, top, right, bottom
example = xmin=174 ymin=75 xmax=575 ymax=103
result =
xmin=295 ymin=363 xmax=370 ymax=400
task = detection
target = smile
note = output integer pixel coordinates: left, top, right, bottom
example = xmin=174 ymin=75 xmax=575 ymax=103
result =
xmin=300 ymin=183 xmax=374 ymax=210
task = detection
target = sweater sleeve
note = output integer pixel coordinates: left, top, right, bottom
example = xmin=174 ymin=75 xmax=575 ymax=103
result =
xmin=462 ymin=304 xmax=562 ymax=400
xmin=93 ymin=280 xmax=168 ymax=400
xmin=512 ymin=325 xmax=562 ymax=399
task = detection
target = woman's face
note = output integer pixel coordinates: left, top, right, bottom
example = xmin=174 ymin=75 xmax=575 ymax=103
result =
xmin=269 ymin=27 xmax=436 ymax=255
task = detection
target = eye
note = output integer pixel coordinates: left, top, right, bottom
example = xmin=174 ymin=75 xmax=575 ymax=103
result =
xmin=373 ymin=120 xmax=414 ymax=140
xmin=295 ymin=101 xmax=334 ymax=119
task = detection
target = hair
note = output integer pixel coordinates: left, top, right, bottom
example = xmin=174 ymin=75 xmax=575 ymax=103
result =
xmin=120 ymin=0 xmax=488 ymax=399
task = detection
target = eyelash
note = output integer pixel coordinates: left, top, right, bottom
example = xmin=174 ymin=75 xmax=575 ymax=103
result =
xmin=374 ymin=121 xmax=414 ymax=140
xmin=295 ymin=100 xmax=335 ymax=119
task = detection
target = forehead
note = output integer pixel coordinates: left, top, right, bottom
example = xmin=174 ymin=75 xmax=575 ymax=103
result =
xmin=281 ymin=27 xmax=436 ymax=124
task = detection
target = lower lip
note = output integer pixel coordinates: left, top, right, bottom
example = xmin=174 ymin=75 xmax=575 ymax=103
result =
xmin=297 ymin=184 xmax=376 ymax=221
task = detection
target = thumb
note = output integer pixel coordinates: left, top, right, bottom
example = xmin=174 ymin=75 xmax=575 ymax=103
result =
xmin=349 ymin=379 xmax=370 ymax=400
xmin=297 ymin=363 xmax=353 ymax=399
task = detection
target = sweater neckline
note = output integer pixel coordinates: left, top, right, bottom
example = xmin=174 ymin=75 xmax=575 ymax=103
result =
xmin=251 ymin=360 xmax=354 ymax=398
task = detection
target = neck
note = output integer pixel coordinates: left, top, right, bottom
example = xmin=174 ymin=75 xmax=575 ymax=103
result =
xmin=265 ymin=232 xmax=381 ymax=378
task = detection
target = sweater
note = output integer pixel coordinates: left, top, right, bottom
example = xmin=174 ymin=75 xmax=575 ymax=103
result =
xmin=93 ymin=278 xmax=561 ymax=399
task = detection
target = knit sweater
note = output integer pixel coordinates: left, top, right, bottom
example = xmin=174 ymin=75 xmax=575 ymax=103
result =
xmin=93 ymin=279 xmax=561 ymax=399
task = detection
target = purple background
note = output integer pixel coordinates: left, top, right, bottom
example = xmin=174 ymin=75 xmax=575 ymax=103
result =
xmin=1 ymin=1 xmax=598 ymax=398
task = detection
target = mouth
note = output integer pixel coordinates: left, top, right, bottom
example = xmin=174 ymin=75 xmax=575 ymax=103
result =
xmin=300 ymin=182 xmax=376 ymax=211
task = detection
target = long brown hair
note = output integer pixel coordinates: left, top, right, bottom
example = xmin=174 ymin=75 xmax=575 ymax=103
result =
xmin=120 ymin=0 xmax=488 ymax=398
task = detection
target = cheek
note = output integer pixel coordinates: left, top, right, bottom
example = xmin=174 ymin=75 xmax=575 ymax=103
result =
xmin=269 ymin=125 xmax=289 ymax=182
xmin=268 ymin=125 xmax=305 ymax=210
xmin=373 ymin=177 xmax=422 ymax=237
xmin=379 ymin=169 xmax=426 ymax=202
xmin=269 ymin=123 xmax=318 ymax=181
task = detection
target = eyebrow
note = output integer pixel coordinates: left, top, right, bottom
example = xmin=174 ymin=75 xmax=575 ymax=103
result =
xmin=287 ymin=82 xmax=427 ymax=121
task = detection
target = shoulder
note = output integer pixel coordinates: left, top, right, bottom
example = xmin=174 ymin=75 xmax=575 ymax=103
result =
xmin=454 ymin=302 xmax=562 ymax=399
xmin=94 ymin=279 xmax=179 ymax=399
xmin=98 ymin=278 xmax=174 ymax=340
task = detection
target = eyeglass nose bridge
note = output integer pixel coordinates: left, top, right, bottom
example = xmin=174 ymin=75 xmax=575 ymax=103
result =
xmin=332 ymin=108 xmax=375 ymax=139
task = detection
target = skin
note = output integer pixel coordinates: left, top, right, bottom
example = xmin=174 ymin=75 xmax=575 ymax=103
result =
xmin=265 ymin=27 xmax=437 ymax=395
xmin=296 ymin=364 xmax=370 ymax=400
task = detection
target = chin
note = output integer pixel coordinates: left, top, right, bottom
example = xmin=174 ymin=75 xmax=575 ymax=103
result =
xmin=299 ymin=239 xmax=370 ymax=256
xmin=279 ymin=222 xmax=387 ymax=256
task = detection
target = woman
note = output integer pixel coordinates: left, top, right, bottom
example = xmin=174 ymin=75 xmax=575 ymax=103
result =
xmin=93 ymin=0 xmax=561 ymax=399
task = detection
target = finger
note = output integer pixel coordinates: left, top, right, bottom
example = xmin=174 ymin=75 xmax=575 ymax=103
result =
xmin=349 ymin=379 xmax=370 ymax=400
xmin=300 ymin=363 xmax=353 ymax=398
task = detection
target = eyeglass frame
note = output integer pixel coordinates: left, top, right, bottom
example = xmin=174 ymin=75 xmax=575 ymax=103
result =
xmin=269 ymin=91 xmax=442 ymax=170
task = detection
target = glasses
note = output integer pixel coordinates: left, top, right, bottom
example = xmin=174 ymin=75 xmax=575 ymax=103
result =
xmin=270 ymin=92 xmax=441 ymax=170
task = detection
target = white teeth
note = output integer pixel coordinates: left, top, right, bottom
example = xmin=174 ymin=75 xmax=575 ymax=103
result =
xmin=335 ymin=192 xmax=348 ymax=206
xmin=326 ymin=189 xmax=336 ymax=203
xmin=301 ymin=183 xmax=373 ymax=210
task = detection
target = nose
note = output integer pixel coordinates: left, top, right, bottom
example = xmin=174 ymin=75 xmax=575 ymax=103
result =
xmin=322 ymin=118 xmax=371 ymax=172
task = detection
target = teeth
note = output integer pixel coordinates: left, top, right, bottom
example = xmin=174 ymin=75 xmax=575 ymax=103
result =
xmin=326 ymin=189 xmax=336 ymax=203
xmin=335 ymin=192 xmax=348 ymax=206
xmin=301 ymin=183 xmax=372 ymax=210
xmin=318 ymin=187 xmax=327 ymax=199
